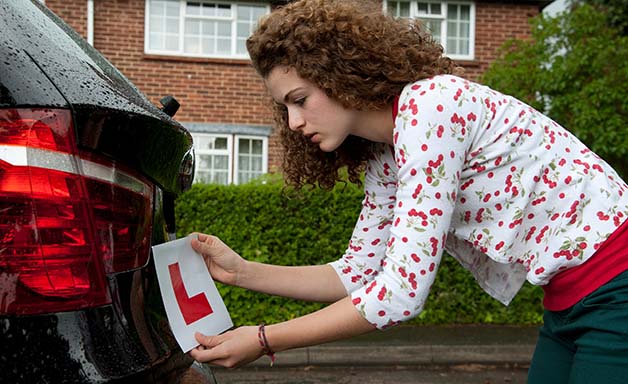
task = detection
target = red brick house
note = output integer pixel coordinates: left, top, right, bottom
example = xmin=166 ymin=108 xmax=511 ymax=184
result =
xmin=43 ymin=0 xmax=550 ymax=185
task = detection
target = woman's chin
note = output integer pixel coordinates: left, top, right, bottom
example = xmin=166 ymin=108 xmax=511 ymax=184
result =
xmin=318 ymin=141 xmax=340 ymax=152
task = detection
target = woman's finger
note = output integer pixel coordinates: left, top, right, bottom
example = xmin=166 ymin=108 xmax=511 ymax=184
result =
xmin=189 ymin=344 xmax=228 ymax=363
xmin=190 ymin=237 xmax=204 ymax=252
xmin=195 ymin=332 xmax=222 ymax=348
xmin=191 ymin=237 xmax=216 ymax=255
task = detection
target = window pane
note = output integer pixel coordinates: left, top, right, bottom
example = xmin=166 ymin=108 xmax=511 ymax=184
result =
xmin=388 ymin=1 xmax=410 ymax=18
xmin=198 ymin=154 xmax=211 ymax=170
xmin=421 ymin=19 xmax=441 ymax=41
xmin=431 ymin=3 xmax=441 ymax=15
xmin=149 ymin=33 xmax=163 ymax=50
xmin=165 ymin=35 xmax=179 ymax=50
xmin=252 ymin=140 xmax=262 ymax=154
xmin=239 ymin=6 xmax=251 ymax=19
xmin=165 ymin=19 xmax=179 ymax=33
xmin=201 ymin=20 xmax=214 ymax=35
xmin=447 ymin=37 xmax=457 ymax=54
xmin=448 ymin=21 xmax=458 ymax=37
xmin=149 ymin=0 xmax=180 ymax=52
xmin=158 ymin=2 xmax=266 ymax=58
xmin=215 ymin=155 xmax=228 ymax=170
xmin=196 ymin=154 xmax=230 ymax=185
xmin=152 ymin=2 xmax=165 ymax=15
xmin=200 ymin=3 xmax=216 ymax=16
xmin=237 ymin=23 xmax=250 ymax=38
xmin=238 ymin=155 xmax=249 ymax=170
xmin=216 ymin=4 xmax=231 ymax=17
xmin=196 ymin=136 xmax=212 ymax=150
xmin=192 ymin=133 xmax=231 ymax=185
xmin=214 ymin=172 xmax=228 ymax=185
xmin=460 ymin=5 xmax=470 ymax=21
xmin=201 ymin=37 xmax=214 ymax=54
xmin=239 ymin=139 xmax=250 ymax=153
xmin=215 ymin=137 xmax=228 ymax=149
xmin=216 ymin=38 xmax=230 ymax=54
xmin=187 ymin=2 xmax=201 ymax=16
xmin=236 ymin=38 xmax=247 ymax=55
xmin=196 ymin=171 xmax=210 ymax=183
xmin=150 ymin=16 xmax=164 ymax=33
xmin=417 ymin=2 xmax=428 ymax=14
xmin=185 ymin=19 xmax=200 ymax=34
xmin=252 ymin=156 xmax=262 ymax=171
xmin=399 ymin=1 xmax=410 ymax=17
xmin=165 ymin=1 xmax=179 ymax=17
xmin=448 ymin=4 xmax=458 ymax=19
xmin=460 ymin=21 xmax=470 ymax=39
xmin=185 ymin=36 xmax=201 ymax=53
xmin=217 ymin=21 xmax=230 ymax=37
xmin=460 ymin=39 xmax=469 ymax=55
xmin=252 ymin=6 xmax=266 ymax=19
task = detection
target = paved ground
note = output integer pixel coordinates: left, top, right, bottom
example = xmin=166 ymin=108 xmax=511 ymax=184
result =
xmin=213 ymin=364 xmax=529 ymax=384
xmin=209 ymin=325 xmax=538 ymax=383
xmin=244 ymin=324 xmax=539 ymax=368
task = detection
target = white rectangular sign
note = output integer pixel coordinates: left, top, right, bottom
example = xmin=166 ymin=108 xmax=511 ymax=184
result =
xmin=152 ymin=235 xmax=233 ymax=352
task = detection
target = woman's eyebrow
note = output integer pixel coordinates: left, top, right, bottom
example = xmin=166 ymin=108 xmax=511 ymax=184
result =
xmin=284 ymin=87 xmax=305 ymax=103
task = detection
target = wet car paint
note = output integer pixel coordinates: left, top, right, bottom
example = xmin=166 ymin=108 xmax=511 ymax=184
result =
xmin=0 ymin=0 xmax=192 ymax=194
xmin=0 ymin=1 xmax=213 ymax=382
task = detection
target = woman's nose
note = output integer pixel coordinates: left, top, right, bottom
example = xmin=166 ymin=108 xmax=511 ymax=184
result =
xmin=288 ymin=109 xmax=305 ymax=132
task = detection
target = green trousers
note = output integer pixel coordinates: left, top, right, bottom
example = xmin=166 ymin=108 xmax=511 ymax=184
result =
xmin=528 ymin=269 xmax=628 ymax=383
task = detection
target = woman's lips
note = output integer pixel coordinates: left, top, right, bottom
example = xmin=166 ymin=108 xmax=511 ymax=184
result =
xmin=305 ymin=132 xmax=320 ymax=143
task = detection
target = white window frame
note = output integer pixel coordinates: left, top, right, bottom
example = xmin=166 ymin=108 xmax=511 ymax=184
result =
xmin=383 ymin=1 xmax=475 ymax=61
xmin=193 ymin=133 xmax=234 ymax=184
xmin=192 ymin=133 xmax=268 ymax=185
xmin=233 ymin=135 xmax=269 ymax=185
xmin=144 ymin=0 xmax=270 ymax=59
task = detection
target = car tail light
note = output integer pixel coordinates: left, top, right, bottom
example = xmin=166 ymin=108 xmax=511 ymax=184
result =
xmin=0 ymin=108 xmax=154 ymax=315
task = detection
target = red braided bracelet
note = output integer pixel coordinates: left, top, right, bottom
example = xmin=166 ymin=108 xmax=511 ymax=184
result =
xmin=257 ymin=323 xmax=276 ymax=366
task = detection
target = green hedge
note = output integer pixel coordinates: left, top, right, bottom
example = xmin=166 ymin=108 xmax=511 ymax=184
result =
xmin=175 ymin=178 xmax=543 ymax=326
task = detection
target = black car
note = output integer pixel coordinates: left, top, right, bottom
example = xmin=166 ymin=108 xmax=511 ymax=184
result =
xmin=0 ymin=1 xmax=217 ymax=382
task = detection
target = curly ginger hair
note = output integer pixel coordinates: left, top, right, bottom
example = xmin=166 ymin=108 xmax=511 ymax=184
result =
xmin=246 ymin=0 xmax=460 ymax=190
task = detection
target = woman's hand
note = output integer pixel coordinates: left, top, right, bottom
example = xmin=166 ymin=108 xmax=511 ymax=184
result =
xmin=189 ymin=326 xmax=263 ymax=368
xmin=191 ymin=233 xmax=246 ymax=286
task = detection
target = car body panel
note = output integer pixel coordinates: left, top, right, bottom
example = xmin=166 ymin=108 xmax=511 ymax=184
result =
xmin=1 ymin=0 xmax=193 ymax=195
xmin=0 ymin=1 xmax=214 ymax=382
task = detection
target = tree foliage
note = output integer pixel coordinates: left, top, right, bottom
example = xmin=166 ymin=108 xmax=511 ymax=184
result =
xmin=482 ymin=2 xmax=628 ymax=178
xmin=587 ymin=0 xmax=628 ymax=34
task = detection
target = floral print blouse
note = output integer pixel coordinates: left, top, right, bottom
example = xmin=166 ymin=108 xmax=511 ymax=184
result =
xmin=330 ymin=75 xmax=628 ymax=330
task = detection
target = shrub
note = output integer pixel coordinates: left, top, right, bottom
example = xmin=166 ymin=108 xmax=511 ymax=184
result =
xmin=176 ymin=180 xmax=543 ymax=326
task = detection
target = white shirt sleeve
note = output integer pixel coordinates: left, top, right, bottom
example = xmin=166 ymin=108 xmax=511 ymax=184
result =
xmin=329 ymin=145 xmax=398 ymax=294
xmin=347 ymin=77 xmax=474 ymax=329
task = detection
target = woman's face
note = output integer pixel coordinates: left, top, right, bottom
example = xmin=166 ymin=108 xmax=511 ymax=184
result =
xmin=265 ymin=66 xmax=358 ymax=152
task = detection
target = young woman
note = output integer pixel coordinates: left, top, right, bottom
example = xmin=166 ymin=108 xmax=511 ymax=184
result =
xmin=188 ymin=1 xmax=628 ymax=381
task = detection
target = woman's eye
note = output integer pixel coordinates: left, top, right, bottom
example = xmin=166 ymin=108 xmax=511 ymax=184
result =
xmin=294 ymin=97 xmax=306 ymax=106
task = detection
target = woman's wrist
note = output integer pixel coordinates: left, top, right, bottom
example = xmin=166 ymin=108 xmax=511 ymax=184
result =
xmin=257 ymin=323 xmax=276 ymax=366
xmin=234 ymin=258 xmax=253 ymax=289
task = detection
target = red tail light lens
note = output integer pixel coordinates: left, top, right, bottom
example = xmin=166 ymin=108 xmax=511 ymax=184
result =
xmin=0 ymin=108 xmax=154 ymax=315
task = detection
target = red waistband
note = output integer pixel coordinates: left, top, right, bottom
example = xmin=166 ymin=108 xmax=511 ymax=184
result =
xmin=542 ymin=217 xmax=628 ymax=311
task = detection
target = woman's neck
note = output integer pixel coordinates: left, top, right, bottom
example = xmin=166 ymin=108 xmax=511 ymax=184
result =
xmin=351 ymin=106 xmax=395 ymax=145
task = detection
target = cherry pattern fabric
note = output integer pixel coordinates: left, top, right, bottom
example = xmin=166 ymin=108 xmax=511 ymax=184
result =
xmin=329 ymin=75 xmax=628 ymax=330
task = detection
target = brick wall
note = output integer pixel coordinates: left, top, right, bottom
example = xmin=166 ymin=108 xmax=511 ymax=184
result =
xmin=465 ymin=2 xmax=539 ymax=79
xmin=46 ymin=0 xmax=87 ymax=37
xmin=46 ymin=0 xmax=540 ymax=172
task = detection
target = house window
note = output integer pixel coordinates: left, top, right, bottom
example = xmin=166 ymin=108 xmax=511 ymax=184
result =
xmin=192 ymin=133 xmax=268 ymax=184
xmin=146 ymin=0 xmax=269 ymax=59
xmin=385 ymin=1 xmax=475 ymax=60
